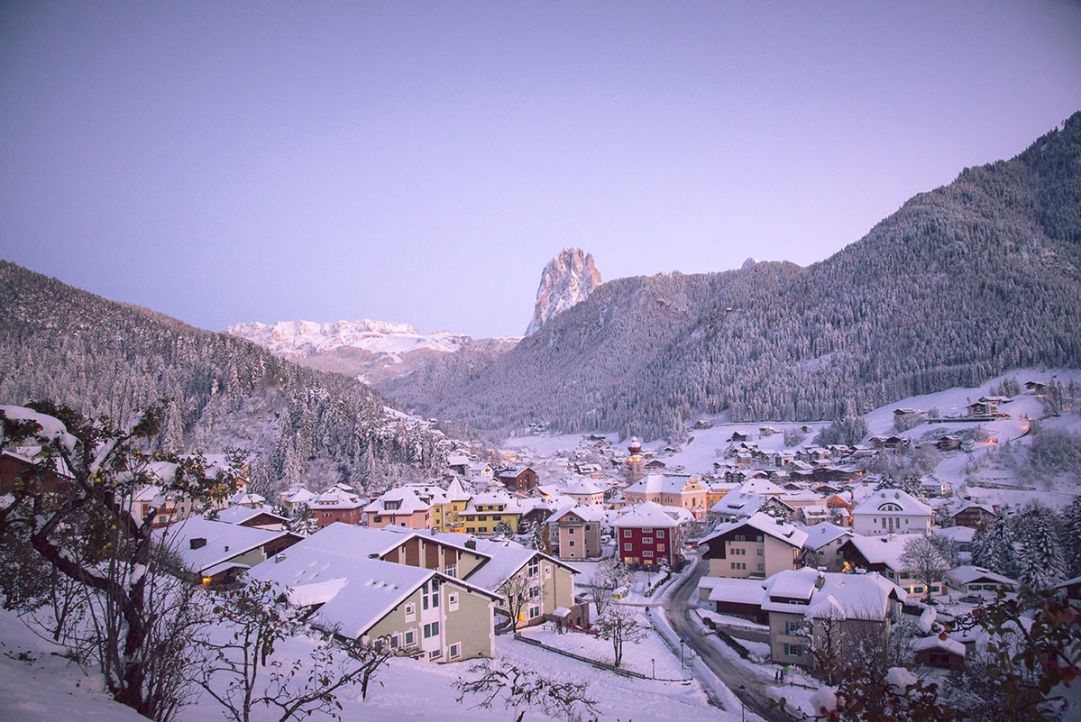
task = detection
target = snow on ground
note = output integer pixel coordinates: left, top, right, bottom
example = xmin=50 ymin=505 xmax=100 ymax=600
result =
xmin=0 ymin=602 xmax=738 ymax=722
xmin=520 ymin=616 xmax=690 ymax=680
xmin=0 ymin=608 xmax=147 ymax=722
xmin=501 ymin=432 xmax=619 ymax=458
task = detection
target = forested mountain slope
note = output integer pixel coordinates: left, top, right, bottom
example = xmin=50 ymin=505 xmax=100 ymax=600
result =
xmin=383 ymin=113 xmax=1081 ymax=439
xmin=0 ymin=262 xmax=449 ymax=490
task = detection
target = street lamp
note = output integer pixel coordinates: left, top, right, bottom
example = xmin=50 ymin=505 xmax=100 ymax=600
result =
xmin=679 ymin=638 xmax=686 ymax=669
xmin=651 ymin=657 xmax=655 ymax=679
xmin=739 ymin=684 xmax=746 ymax=722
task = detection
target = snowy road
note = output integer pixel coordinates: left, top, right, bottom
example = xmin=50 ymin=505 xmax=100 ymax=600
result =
xmin=664 ymin=556 xmax=796 ymax=722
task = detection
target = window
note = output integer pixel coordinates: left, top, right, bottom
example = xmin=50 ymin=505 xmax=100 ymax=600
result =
xmin=785 ymin=620 xmax=802 ymax=635
xmin=568 ymin=540 xmax=575 ymax=547
xmin=643 ymin=550 xmax=654 ymax=558
xmin=757 ymin=548 xmax=763 ymax=556
xmin=423 ymin=621 xmax=440 ymax=639
xmin=374 ymin=515 xmax=383 ymax=523
xmin=404 ymin=603 xmax=416 ymax=622
xmin=656 ymin=530 xmax=665 ymax=538
xmin=657 ymin=544 xmax=665 ymax=551
xmin=623 ymin=530 xmax=632 ymax=538
xmin=624 ymin=543 xmax=632 ymax=551
xmin=643 ymin=527 xmax=652 ymax=533
xmin=404 ymin=630 xmax=416 ymax=647
xmin=585 ymin=525 xmax=592 ymax=531
xmin=568 ymin=527 xmax=576 ymax=534
xmin=642 ymin=538 xmax=653 ymax=545
xmin=428 ymin=650 xmax=441 ymax=660
xmin=448 ymin=592 xmax=459 ymax=611
xmin=448 ymin=642 xmax=461 ymax=660
xmin=444 ymin=565 xmax=457 ymax=578
xmin=544 ymin=564 xmax=552 ymax=578
xmin=527 ymin=558 xmax=539 ymax=578
xmin=528 ymin=604 xmax=541 ymax=618
xmin=735 ymin=533 xmax=746 ymax=542
xmin=422 ymin=578 xmax=441 ymax=610
xmin=390 ymin=634 xmax=400 ymax=650
xmin=530 ymin=586 xmax=540 ymax=598
xmin=783 ymin=643 xmax=804 ymax=657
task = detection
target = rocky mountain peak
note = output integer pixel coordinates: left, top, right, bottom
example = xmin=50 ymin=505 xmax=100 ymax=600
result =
xmin=525 ymin=248 xmax=602 ymax=336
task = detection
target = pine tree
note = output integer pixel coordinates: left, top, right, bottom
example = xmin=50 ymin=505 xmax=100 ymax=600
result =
xmin=1060 ymin=497 xmax=1081 ymax=578
xmin=1013 ymin=503 xmax=1067 ymax=591
xmin=971 ymin=514 xmax=1017 ymax=578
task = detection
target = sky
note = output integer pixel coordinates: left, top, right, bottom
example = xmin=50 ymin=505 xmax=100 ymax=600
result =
xmin=1 ymin=2 xmax=1080 ymax=338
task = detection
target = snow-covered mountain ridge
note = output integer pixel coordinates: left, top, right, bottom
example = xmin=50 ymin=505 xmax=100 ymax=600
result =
xmin=225 ymin=319 xmax=493 ymax=357
xmin=525 ymin=248 xmax=602 ymax=335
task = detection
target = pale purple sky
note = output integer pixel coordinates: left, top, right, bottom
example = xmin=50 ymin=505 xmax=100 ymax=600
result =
xmin=2 ymin=2 xmax=1080 ymax=338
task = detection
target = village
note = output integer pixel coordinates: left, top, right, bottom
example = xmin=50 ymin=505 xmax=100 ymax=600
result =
xmin=2 ymin=371 xmax=1072 ymax=720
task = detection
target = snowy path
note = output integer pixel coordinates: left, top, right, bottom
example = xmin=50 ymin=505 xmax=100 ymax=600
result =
xmin=664 ymin=556 xmax=796 ymax=722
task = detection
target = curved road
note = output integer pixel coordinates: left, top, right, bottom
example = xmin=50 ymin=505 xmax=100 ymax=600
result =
xmin=663 ymin=555 xmax=796 ymax=722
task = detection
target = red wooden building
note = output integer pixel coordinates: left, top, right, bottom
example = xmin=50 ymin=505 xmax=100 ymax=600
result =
xmin=612 ymin=501 xmax=684 ymax=568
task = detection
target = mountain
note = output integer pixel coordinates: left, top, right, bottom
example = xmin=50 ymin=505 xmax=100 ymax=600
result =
xmin=225 ymin=319 xmax=519 ymax=385
xmin=381 ymin=112 xmax=1081 ymax=439
xmin=524 ymin=248 xmax=603 ymax=335
xmin=0 ymin=262 xmax=453 ymax=492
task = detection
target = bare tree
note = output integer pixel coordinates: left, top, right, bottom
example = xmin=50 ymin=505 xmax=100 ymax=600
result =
xmin=197 ymin=580 xmax=393 ymax=722
xmin=497 ymin=573 xmax=533 ymax=632
xmin=589 ymin=556 xmax=628 ymax=619
xmin=455 ymin=657 xmax=598 ymax=722
xmin=899 ymin=536 xmax=949 ymax=603
xmin=0 ymin=402 xmax=242 ymax=720
xmin=593 ymin=605 xmax=645 ymax=669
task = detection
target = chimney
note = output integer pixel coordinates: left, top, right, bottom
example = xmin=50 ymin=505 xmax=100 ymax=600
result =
xmin=815 ymin=571 xmax=826 ymax=589
xmin=189 ymin=538 xmax=207 ymax=550
xmin=275 ymin=553 xmax=286 ymax=564
xmin=465 ymin=539 xmax=477 ymax=550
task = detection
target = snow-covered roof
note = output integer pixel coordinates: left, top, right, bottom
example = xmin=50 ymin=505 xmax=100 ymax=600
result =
xmin=0 ymin=405 xmax=79 ymax=455
xmin=843 ymin=533 xmax=939 ymax=573
xmin=932 ymin=526 xmax=975 ymax=544
xmin=704 ymin=578 xmax=768 ymax=606
xmin=566 ymin=479 xmax=603 ymax=496
xmin=364 ymin=487 xmax=431 ymax=514
xmin=763 ymin=568 xmax=904 ymax=620
xmin=625 ymin=473 xmax=696 ymax=496
xmin=216 ymin=506 xmax=287 ymax=526
xmin=699 ymin=512 xmax=808 ymax=548
xmin=548 ymin=504 xmax=606 ymax=524
xmin=912 ymin=634 xmax=966 ymax=656
xmin=446 ymin=453 xmax=470 ymax=467
xmin=709 ymin=490 xmax=766 ymax=516
xmin=852 ymin=490 xmax=932 ymax=517
xmin=613 ymin=501 xmax=682 ymax=529
xmin=949 ymin=499 xmax=995 ymax=517
xmin=157 ymin=517 xmax=289 ymax=574
xmin=799 ymin=522 xmax=853 ymax=550
xmin=282 ymin=487 xmax=316 ymax=505
xmin=737 ymin=478 xmax=785 ymax=496
xmin=313 ymin=486 xmax=364 ymax=510
xmin=247 ymin=525 xmax=498 ymax=637
xmin=946 ymin=565 xmax=1018 ymax=587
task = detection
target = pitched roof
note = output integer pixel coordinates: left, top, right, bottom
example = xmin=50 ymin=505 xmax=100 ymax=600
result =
xmin=763 ymin=567 xmax=904 ymax=620
xmin=799 ymin=522 xmax=853 ymax=550
xmin=548 ymin=504 xmax=606 ymax=524
xmin=625 ymin=473 xmax=696 ymax=496
xmin=843 ymin=533 xmax=944 ymax=572
xmin=700 ymin=512 xmax=808 ymax=548
xmin=157 ymin=517 xmax=290 ymax=574
xmin=613 ymin=501 xmax=682 ymax=529
xmin=853 ymin=490 xmax=932 ymax=517
xmin=215 ymin=506 xmax=288 ymax=526
xmin=946 ymin=565 xmax=1018 ymax=587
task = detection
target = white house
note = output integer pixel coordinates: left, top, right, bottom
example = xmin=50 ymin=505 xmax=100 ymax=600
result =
xmin=851 ymin=489 xmax=932 ymax=535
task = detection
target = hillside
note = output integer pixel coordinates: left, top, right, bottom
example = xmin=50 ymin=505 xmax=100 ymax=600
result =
xmin=0 ymin=262 xmax=450 ymax=491
xmin=381 ymin=113 xmax=1081 ymax=439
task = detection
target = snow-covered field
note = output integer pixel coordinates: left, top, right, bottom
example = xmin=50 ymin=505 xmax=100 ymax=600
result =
xmin=0 ymin=605 xmax=738 ymax=722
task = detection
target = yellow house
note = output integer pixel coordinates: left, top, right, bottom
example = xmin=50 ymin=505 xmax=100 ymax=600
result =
xmin=458 ymin=492 xmax=533 ymax=535
xmin=705 ymin=481 xmax=739 ymax=509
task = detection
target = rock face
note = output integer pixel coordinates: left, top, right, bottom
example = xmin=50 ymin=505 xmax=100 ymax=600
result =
xmin=525 ymin=248 xmax=602 ymax=336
